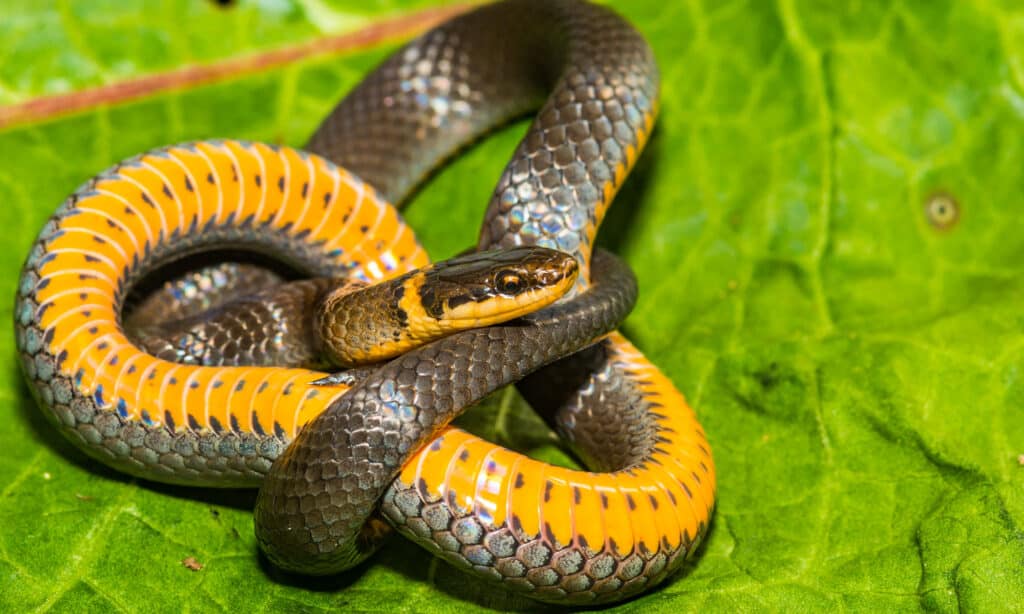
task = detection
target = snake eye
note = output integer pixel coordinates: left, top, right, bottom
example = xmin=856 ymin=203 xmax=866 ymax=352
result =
xmin=496 ymin=270 xmax=524 ymax=295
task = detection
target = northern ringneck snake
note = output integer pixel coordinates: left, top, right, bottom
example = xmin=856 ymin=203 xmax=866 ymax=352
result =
xmin=14 ymin=0 xmax=716 ymax=605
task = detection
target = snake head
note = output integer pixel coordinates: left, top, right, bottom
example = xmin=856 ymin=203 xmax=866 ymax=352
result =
xmin=420 ymin=246 xmax=579 ymax=325
xmin=315 ymin=246 xmax=579 ymax=367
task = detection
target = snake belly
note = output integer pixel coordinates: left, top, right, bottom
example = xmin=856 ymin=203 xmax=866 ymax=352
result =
xmin=14 ymin=0 xmax=716 ymax=606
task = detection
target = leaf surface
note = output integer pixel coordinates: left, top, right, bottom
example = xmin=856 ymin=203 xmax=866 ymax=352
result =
xmin=1 ymin=1 xmax=1023 ymax=611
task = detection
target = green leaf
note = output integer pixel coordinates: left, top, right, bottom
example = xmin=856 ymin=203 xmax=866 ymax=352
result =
xmin=2 ymin=0 xmax=1023 ymax=611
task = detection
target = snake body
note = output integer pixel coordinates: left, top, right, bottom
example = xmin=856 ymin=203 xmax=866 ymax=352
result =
xmin=15 ymin=0 xmax=715 ymax=605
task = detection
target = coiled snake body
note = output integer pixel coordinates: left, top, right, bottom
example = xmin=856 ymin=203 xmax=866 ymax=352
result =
xmin=14 ymin=0 xmax=715 ymax=604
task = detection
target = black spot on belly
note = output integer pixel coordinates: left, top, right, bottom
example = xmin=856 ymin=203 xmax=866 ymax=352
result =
xmin=511 ymin=514 xmax=524 ymax=536
xmin=578 ymin=534 xmax=590 ymax=551
xmin=251 ymin=412 xmax=266 ymax=436
xmin=543 ymin=522 xmax=557 ymax=545
xmin=609 ymin=537 xmax=621 ymax=555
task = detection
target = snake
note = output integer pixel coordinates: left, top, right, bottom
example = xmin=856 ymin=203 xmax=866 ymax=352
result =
xmin=14 ymin=0 xmax=716 ymax=605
